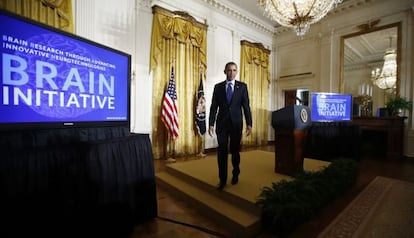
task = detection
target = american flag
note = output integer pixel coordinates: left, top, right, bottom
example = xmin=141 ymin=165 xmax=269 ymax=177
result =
xmin=161 ymin=66 xmax=179 ymax=139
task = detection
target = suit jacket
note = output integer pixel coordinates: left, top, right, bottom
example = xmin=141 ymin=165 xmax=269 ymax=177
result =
xmin=209 ymin=80 xmax=252 ymax=131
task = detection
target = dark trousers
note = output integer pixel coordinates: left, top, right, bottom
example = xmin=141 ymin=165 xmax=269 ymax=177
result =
xmin=216 ymin=122 xmax=242 ymax=184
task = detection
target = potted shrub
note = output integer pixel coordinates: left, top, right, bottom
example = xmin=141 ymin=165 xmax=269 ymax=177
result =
xmin=386 ymin=96 xmax=413 ymax=116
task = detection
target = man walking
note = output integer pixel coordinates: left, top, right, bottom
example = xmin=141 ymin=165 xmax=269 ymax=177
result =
xmin=208 ymin=62 xmax=252 ymax=190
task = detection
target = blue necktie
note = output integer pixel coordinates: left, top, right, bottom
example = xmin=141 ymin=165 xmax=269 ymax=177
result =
xmin=226 ymin=82 xmax=233 ymax=103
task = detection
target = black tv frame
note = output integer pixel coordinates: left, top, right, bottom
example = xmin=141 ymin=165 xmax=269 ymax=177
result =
xmin=0 ymin=9 xmax=131 ymax=131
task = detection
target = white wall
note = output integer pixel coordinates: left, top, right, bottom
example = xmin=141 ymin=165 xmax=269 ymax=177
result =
xmin=73 ymin=0 xmax=273 ymax=148
xmin=272 ymin=0 xmax=414 ymax=156
xmin=72 ymin=0 xmax=413 ymax=156
xmin=73 ymin=0 xmax=153 ymax=134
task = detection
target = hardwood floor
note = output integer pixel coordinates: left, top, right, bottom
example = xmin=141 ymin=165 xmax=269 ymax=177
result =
xmin=130 ymin=145 xmax=414 ymax=238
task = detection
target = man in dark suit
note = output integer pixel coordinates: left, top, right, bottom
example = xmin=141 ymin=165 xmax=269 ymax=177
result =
xmin=208 ymin=62 xmax=252 ymax=190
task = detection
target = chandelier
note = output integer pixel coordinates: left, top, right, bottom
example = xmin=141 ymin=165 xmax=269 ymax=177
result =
xmin=371 ymin=38 xmax=397 ymax=89
xmin=258 ymin=0 xmax=343 ymax=37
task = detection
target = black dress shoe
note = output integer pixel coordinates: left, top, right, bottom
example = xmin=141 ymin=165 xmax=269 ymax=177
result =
xmin=217 ymin=183 xmax=225 ymax=190
xmin=231 ymin=177 xmax=238 ymax=185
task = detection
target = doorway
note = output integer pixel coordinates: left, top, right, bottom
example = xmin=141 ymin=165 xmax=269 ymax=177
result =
xmin=284 ymin=89 xmax=309 ymax=107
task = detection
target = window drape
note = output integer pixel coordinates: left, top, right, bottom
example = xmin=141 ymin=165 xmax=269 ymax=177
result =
xmin=150 ymin=6 xmax=207 ymax=159
xmin=240 ymin=40 xmax=270 ymax=147
xmin=0 ymin=0 xmax=73 ymax=32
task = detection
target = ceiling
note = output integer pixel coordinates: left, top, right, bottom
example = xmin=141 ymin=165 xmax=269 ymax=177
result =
xmin=223 ymin=0 xmax=394 ymax=65
xmin=225 ymin=0 xmax=352 ymax=27
xmin=225 ymin=0 xmax=275 ymax=26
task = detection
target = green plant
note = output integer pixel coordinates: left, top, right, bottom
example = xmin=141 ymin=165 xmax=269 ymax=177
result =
xmin=386 ymin=96 xmax=413 ymax=116
xmin=256 ymin=158 xmax=358 ymax=236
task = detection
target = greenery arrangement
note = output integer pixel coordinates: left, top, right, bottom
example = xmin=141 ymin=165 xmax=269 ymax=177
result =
xmin=386 ymin=95 xmax=413 ymax=116
xmin=256 ymin=158 xmax=358 ymax=236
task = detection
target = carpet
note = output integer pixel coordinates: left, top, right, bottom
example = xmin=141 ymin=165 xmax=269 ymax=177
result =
xmin=165 ymin=150 xmax=330 ymax=203
xmin=318 ymin=176 xmax=414 ymax=238
xmin=157 ymin=150 xmax=331 ymax=237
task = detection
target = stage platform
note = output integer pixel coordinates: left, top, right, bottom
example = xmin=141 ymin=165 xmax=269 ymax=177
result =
xmin=156 ymin=150 xmax=330 ymax=238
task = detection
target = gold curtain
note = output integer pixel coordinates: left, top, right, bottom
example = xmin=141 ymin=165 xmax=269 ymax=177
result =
xmin=240 ymin=40 xmax=270 ymax=147
xmin=150 ymin=6 xmax=207 ymax=159
xmin=0 ymin=0 xmax=73 ymax=32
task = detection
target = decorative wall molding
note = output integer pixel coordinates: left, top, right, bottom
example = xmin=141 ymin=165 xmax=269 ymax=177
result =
xmin=137 ymin=0 xmax=152 ymax=12
xmin=356 ymin=19 xmax=381 ymax=32
xmin=278 ymin=72 xmax=315 ymax=81
xmin=199 ymin=0 xmax=274 ymax=35
xmin=152 ymin=5 xmax=207 ymax=28
xmin=207 ymin=22 xmax=217 ymax=32
xmin=138 ymin=0 xmax=151 ymax=8
xmin=329 ymin=0 xmax=380 ymax=15
xmin=274 ymin=0 xmax=378 ymax=36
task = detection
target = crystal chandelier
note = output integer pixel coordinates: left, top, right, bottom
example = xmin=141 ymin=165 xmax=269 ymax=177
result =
xmin=258 ymin=0 xmax=343 ymax=37
xmin=371 ymin=38 xmax=397 ymax=89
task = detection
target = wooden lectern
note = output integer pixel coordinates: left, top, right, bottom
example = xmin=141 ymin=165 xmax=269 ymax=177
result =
xmin=272 ymin=105 xmax=311 ymax=176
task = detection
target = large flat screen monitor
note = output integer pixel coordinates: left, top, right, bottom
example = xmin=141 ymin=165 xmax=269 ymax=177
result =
xmin=311 ymin=92 xmax=352 ymax=122
xmin=0 ymin=10 xmax=131 ymax=131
